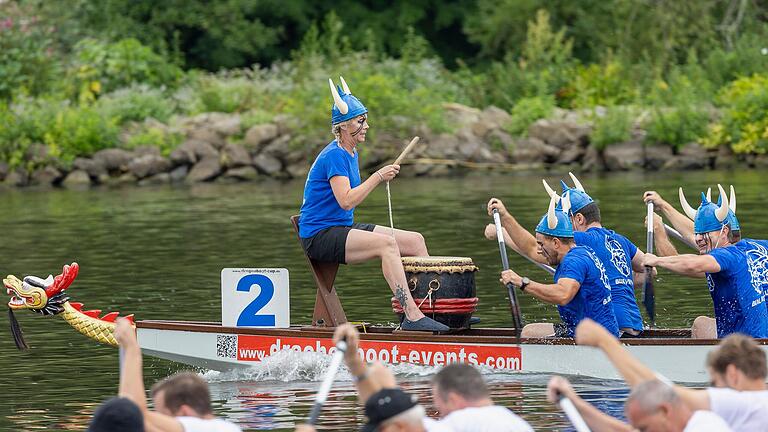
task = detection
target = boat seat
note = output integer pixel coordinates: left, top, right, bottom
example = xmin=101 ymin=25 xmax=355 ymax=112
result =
xmin=290 ymin=215 xmax=347 ymax=327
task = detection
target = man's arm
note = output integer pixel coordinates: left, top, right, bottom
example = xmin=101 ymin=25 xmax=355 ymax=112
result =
xmin=650 ymin=214 xmax=679 ymax=257
xmin=643 ymin=191 xmax=695 ymax=247
xmin=484 ymin=224 xmax=548 ymax=265
xmin=487 ymin=198 xmax=542 ymax=263
xmin=501 ymin=270 xmax=579 ymax=305
xmin=333 ymin=324 xmax=387 ymax=403
xmin=574 ymin=319 xmax=711 ymax=411
xmin=114 ymin=319 xmax=184 ymax=432
xmin=644 ymin=253 xmax=718 ymax=278
xmin=547 ymin=376 xmax=632 ymax=432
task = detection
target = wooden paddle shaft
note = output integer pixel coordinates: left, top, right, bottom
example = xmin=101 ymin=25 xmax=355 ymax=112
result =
xmin=393 ymin=136 xmax=420 ymax=165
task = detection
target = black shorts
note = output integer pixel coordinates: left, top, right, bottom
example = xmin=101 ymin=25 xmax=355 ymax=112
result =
xmin=301 ymin=223 xmax=376 ymax=264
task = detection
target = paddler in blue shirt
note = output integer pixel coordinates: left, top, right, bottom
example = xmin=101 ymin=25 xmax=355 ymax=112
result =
xmin=496 ymin=194 xmax=620 ymax=338
xmin=486 ymin=172 xmax=646 ymax=337
xmin=642 ymin=184 xmax=768 ymax=339
xmin=298 ymin=77 xmax=448 ymax=333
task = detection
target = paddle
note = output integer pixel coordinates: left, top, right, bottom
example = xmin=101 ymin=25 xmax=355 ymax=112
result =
xmin=492 ymin=209 xmax=524 ymax=339
xmin=557 ymin=392 xmax=592 ymax=432
xmin=307 ymin=337 xmax=348 ymax=425
xmin=393 ymin=136 xmax=420 ymax=166
xmin=643 ymin=202 xmax=656 ymax=326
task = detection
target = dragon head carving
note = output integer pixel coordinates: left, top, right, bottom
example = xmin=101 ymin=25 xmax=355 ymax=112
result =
xmin=5 ymin=263 xmax=78 ymax=315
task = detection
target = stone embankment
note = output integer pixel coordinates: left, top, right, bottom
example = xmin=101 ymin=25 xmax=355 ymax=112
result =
xmin=0 ymin=103 xmax=759 ymax=188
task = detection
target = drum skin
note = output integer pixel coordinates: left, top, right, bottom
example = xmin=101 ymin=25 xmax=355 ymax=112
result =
xmin=400 ymin=256 xmax=478 ymax=329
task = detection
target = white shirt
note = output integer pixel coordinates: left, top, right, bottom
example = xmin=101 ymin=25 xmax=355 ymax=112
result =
xmin=177 ymin=416 xmax=242 ymax=432
xmin=423 ymin=417 xmax=454 ymax=431
xmin=436 ymin=406 xmax=533 ymax=432
xmin=707 ymin=387 xmax=768 ymax=430
xmin=683 ymin=410 xmax=733 ymax=431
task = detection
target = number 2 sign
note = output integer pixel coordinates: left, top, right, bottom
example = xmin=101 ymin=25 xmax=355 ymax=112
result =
xmin=221 ymin=268 xmax=290 ymax=328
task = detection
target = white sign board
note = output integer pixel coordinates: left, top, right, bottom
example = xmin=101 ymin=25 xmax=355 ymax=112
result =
xmin=221 ymin=268 xmax=290 ymax=328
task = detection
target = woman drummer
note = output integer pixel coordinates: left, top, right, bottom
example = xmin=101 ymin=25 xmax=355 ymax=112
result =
xmin=298 ymin=77 xmax=448 ymax=333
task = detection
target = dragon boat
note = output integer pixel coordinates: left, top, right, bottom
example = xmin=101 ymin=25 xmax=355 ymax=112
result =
xmin=8 ymin=259 xmax=768 ymax=384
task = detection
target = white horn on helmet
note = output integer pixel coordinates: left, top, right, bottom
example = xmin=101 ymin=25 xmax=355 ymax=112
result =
xmin=561 ymin=191 xmax=572 ymax=215
xmin=542 ymin=179 xmax=558 ymax=199
xmin=547 ymin=195 xmax=559 ymax=230
xmin=329 ymin=78 xmax=348 ymax=115
xmin=706 ymin=187 xmax=712 ymax=202
xmin=715 ymin=184 xmax=729 ymax=222
xmin=339 ymin=76 xmax=351 ymax=94
xmin=729 ymin=185 xmax=736 ymax=214
xmin=568 ymin=172 xmax=586 ymax=192
xmin=679 ymin=187 xmax=697 ymax=221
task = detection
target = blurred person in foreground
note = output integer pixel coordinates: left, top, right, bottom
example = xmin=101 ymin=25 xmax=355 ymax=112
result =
xmin=295 ymin=323 xmax=533 ymax=431
xmin=575 ymin=318 xmax=768 ymax=430
xmin=114 ymin=318 xmax=242 ymax=432
xmin=88 ymin=397 xmax=145 ymax=432
xmin=547 ymin=377 xmax=732 ymax=431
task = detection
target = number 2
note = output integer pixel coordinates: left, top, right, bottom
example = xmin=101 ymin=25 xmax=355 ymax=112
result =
xmin=236 ymin=274 xmax=276 ymax=326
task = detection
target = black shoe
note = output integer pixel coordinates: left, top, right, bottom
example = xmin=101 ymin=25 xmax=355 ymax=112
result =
xmin=469 ymin=316 xmax=481 ymax=326
xmin=401 ymin=316 xmax=450 ymax=332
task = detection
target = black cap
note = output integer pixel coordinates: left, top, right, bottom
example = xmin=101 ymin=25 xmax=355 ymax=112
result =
xmin=89 ymin=397 xmax=144 ymax=432
xmin=360 ymin=388 xmax=419 ymax=432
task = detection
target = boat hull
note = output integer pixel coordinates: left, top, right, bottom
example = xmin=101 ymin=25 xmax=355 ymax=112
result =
xmin=136 ymin=321 xmax=766 ymax=383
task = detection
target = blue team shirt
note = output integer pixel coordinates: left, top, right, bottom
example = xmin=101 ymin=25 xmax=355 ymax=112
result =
xmin=554 ymin=245 xmax=620 ymax=337
xmin=707 ymin=239 xmax=768 ymax=338
xmin=299 ymin=141 xmax=361 ymax=238
xmin=574 ymin=227 xmax=644 ymax=331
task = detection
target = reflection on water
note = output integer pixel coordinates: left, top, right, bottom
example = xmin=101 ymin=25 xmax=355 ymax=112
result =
xmin=0 ymin=170 xmax=763 ymax=430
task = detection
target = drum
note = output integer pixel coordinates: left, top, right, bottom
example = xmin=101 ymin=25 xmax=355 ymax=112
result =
xmin=392 ymin=256 xmax=479 ymax=329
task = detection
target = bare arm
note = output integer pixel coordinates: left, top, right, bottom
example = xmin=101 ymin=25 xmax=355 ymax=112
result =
xmin=502 ymin=270 xmax=579 ymax=305
xmin=651 ymin=214 xmax=679 ymax=257
xmin=645 ymin=254 xmax=719 ymax=278
xmin=487 ymin=198 xmax=542 ymax=263
xmin=547 ymin=376 xmax=633 ymax=432
xmin=575 ymin=319 xmax=711 ymax=411
xmin=644 ymin=191 xmax=695 ymax=246
xmin=329 ymin=165 xmax=394 ymax=211
xmin=333 ymin=324 xmax=384 ymax=403
xmin=484 ymin=224 xmax=547 ymax=265
xmin=114 ymin=319 xmax=184 ymax=432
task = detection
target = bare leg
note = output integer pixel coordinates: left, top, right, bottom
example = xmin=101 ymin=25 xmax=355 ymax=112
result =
xmin=345 ymin=230 xmax=425 ymax=321
xmin=373 ymin=226 xmax=428 ymax=257
xmin=691 ymin=316 xmax=717 ymax=339
xmin=521 ymin=323 xmax=555 ymax=338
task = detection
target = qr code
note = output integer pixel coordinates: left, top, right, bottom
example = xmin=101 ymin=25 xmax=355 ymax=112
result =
xmin=216 ymin=335 xmax=237 ymax=358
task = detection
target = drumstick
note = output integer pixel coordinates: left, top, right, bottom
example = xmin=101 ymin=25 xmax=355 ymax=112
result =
xmin=393 ymin=136 xmax=420 ymax=165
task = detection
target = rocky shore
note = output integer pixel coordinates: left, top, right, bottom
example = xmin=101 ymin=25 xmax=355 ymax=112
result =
xmin=1 ymin=103 xmax=760 ymax=189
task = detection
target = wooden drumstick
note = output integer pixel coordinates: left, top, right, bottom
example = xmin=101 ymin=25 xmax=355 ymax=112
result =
xmin=393 ymin=136 xmax=420 ymax=166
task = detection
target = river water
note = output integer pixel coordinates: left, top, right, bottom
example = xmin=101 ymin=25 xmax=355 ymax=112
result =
xmin=1 ymin=169 xmax=761 ymax=430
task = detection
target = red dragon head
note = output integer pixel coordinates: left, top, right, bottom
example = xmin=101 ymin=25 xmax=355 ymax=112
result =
xmin=5 ymin=263 xmax=79 ymax=314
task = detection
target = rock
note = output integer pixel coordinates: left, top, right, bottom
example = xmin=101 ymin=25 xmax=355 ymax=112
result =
xmin=221 ymin=143 xmax=252 ymax=169
xmin=138 ymin=173 xmax=170 ymax=186
xmin=243 ymin=124 xmax=279 ymax=151
xmin=170 ymin=139 xmax=218 ymax=165
xmin=426 ymin=134 xmax=460 ymax=159
xmin=127 ymin=155 xmax=171 ymax=179
xmin=131 ymin=146 xmax=161 ymax=157
xmin=260 ymin=134 xmax=291 ymax=159
xmin=224 ymin=166 xmax=259 ymax=181
xmin=443 ymin=103 xmax=482 ymax=127
xmin=211 ymin=115 xmax=242 ymax=137
xmin=273 ymin=114 xmax=298 ymax=135
xmin=62 ymin=170 xmax=91 ymax=187
xmin=556 ymin=142 xmax=587 ymax=165
xmin=482 ymin=106 xmax=511 ymax=128
xmin=73 ymin=157 xmax=107 ymax=178
xmin=186 ymin=156 xmax=221 ymax=182
xmin=456 ymin=128 xmax=484 ymax=159
xmin=581 ymin=145 xmax=602 ymax=171
xmin=714 ymin=145 xmax=735 ymax=169
xmin=674 ymin=143 xmax=709 ymax=168
xmin=5 ymin=168 xmax=29 ymax=187
xmin=25 ymin=143 xmax=49 ymax=164
xmin=487 ymin=129 xmax=514 ymax=152
xmin=470 ymin=119 xmax=497 ymax=138
xmin=644 ymin=144 xmax=674 ymax=170
xmin=510 ymin=137 xmax=560 ymax=164
xmin=529 ymin=119 xmax=589 ymax=149
xmin=0 ymin=162 xmax=9 ymax=181
xmin=603 ymin=140 xmax=645 ymax=171
xmin=188 ymin=128 xmax=226 ymax=149
xmin=286 ymin=163 xmax=308 ymax=179
xmin=169 ymin=165 xmax=189 ymax=183
xmin=253 ymin=153 xmax=282 ymax=176
xmin=30 ymin=166 xmax=62 ymax=186
xmin=111 ymin=173 xmax=137 ymax=185
xmin=93 ymin=149 xmax=134 ymax=173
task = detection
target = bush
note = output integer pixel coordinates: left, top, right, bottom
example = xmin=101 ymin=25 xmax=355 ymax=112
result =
xmin=702 ymin=74 xmax=768 ymax=153
xmin=43 ymin=105 xmax=119 ymax=161
xmin=591 ymin=108 xmax=633 ymax=150
xmin=571 ymin=61 xmax=639 ymax=108
xmin=122 ymin=126 xmax=183 ymax=156
xmin=97 ymin=85 xmax=176 ymax=124
xmin=645 ymin=106 xmax=709 ymax=152
xmin=505 ymin=95 xmax=555 ymax=136
xmin=0 ymin=98 xmax=59 ymax=167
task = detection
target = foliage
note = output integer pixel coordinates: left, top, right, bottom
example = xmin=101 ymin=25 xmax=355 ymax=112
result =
xmin=506 ymin=96 xmax=555 ymax=137
xmin=570 ymin=61 xmax=638 ymax=108
xmin=590 ymin=108 xmax=633 ymax=151
xmin=96 ymin=85 xmax=176 ymax=124
xmin=122 ymin=126 xmax=183 ymax=156
xmin=702 ymin=75 xmax=768 ymax=154
xmin=42 ymin=105 xmax=119 ymax=162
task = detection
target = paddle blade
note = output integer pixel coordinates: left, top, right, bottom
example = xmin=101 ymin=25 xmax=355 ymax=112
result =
xmin=643 ymin=273 xmax=655 ymax=324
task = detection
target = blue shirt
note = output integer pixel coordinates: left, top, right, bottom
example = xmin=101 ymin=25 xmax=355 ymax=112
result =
xmin=574 ymin=227 xmax=644 ymax=331
xmin=707 ymin=239 xmax=768 ymax=338
xmin=554 ymin=245 xmax=620 ymax=337
xmin=299 ymin=141 xmax=361 ymax=238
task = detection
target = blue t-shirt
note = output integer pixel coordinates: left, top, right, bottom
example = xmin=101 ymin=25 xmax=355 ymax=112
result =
xmin=574 ymin=227 xmax=644 ymax=331
xmin=707 ymin=239 xmax=768 ymax=338
xmin=299 ymin=141 xmax=361 ymax=238
xmin=554 ymin=245 xmax=620 ymax=337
